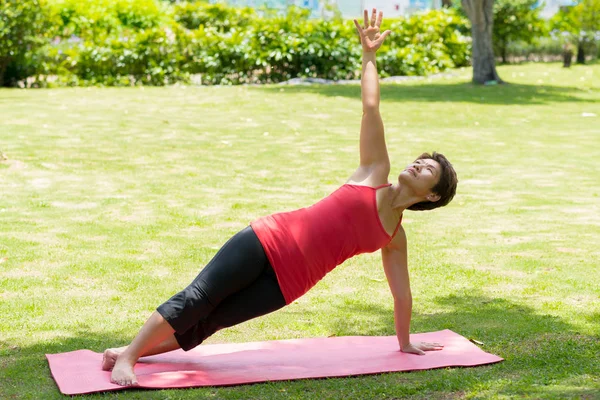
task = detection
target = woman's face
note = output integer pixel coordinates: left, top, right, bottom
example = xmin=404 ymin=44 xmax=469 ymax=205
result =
xmin=398 ymin=158 xmax=441 ymax=197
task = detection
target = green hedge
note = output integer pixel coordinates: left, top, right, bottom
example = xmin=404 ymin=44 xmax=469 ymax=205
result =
xmin=0 ymin=0 xmax=54 ymax=86
xmin=4 ymin=0 xmax=472 ymax=87
xmin=381 ymin=10 xmax=471 ymax=76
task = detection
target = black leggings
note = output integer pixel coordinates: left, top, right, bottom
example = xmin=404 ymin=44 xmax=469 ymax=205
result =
xmin=156 ymin=226 xmax=286 ymax=351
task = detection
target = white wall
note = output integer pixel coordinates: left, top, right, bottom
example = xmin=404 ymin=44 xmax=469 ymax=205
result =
xmin=335 ymin=0 xmax=436 ymax=18
xmin=333 ymin=0 xmax=568 ymax=18
xmin=225 ymin=0 xmax=568 ymax=19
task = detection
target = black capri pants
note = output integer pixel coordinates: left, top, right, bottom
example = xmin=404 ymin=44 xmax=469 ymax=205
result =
xmin=157 ymin=226 xmax=286 ymax=351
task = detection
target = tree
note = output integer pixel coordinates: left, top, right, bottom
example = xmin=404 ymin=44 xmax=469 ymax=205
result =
xmin=493 ymin=0 xmax=545 ymax=63
xmin=0 ymin=0 xmax=52 ymax=87
xmin=461 ymin=0 xmax=503 ymax=84
xmin=550 ymin=0 xmax=600 ymax=64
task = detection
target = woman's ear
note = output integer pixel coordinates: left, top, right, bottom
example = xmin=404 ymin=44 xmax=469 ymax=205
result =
xmin=427 ymin=193 xmax=441 ymax=203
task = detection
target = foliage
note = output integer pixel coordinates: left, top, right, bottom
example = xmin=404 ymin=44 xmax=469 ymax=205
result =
xmin=380 ymin=9 xmax=471 ymax=76
xmin=172 ymin=1 xmax=255 ymax=31
xmin=549 ymin=0 xmax=600 ymax=60
xmin=8 ymin=1 xmax=472 ymax=86
xmin=492 ymin=0 xmax=546 ymax=63
xmin=35 ymin=0 xmax=182 ymax=86
xmin=0 ymin=0 xmax=55 ymax=86
xmin=178 ymin=6 xmax=362 ymax=84
xmin=51 ymin=0 xmax=166 ymax=38
xmin=248 ymin=7 xmax=362 ymax=83
xmin=503 ymin=36 xmax=565 ymax=61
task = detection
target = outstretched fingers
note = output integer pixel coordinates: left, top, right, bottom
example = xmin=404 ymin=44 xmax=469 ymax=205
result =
xmin=378 ymin=30 xmax=392 ymax=43
xmin=353 ymin=19 xmax=364 ymax=43
xmin=371 ymin=8 xmax=377 ymax=27
xmin=376 ymin=10 xmax=383 ymax=28
xmin=363 ymin=9 xmax=369 ymax=28
xmin=353 ymin=19 xmax=363 ymax=34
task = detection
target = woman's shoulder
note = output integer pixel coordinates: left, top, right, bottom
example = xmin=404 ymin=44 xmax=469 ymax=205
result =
xmin=344 ymin=181 xmax=391 ymax=189
xmin=346 ymin=164 xmax=390 ymax=188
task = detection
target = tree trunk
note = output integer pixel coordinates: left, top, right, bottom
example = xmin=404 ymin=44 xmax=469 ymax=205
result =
xmin=0 ymin=59 xmax=7 ymax=88
xmin=461 ymin=0 xmax=503 ymax=84
xmin=563 ymin=46 xmax=573 ymax=67
xmin=576 ymin=42 xmax=585 ymax=64
xmin=442 ymin=0 xmax=453 ymax=7
xmin=501 ymin=43 xmax=508 ymax=64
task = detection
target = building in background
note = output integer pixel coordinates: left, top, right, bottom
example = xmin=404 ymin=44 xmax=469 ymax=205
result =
xmin=222 ymin=0 xmax=568 ymax=18
xmin=222 ymin=0 xmax=438 ymax=18
xmin=537 ymin=0 xmax=577 ymax=18
xmin=336 ymin=0 xmax=440 ymax=17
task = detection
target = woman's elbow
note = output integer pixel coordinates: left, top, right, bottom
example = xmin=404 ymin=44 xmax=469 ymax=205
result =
xmin=362 ymin=103 xmax=380 ymax=113
xmin=393 ymin=293 xmax=412 ymax=304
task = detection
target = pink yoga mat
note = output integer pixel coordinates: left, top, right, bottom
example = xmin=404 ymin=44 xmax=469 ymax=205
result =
xmin=46 ymin=329 xmax=502 ymax=395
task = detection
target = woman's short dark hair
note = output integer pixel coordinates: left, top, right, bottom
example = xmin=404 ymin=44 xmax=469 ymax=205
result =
xmin=408 ymin=152 xmax=458 ymax=211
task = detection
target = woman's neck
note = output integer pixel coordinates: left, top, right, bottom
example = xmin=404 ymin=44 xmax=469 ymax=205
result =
xmin=387 ymin=183 xmax=422 ymax=212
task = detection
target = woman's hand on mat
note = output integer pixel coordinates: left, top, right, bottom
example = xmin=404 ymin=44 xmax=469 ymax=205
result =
xmin=401 ymin=342 xmax=444 ymax=355
xmin=353 ymin=8 xmax=391 ymax=53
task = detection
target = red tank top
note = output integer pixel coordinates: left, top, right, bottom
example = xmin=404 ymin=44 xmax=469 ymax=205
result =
xmin=250 ymin=184 xmax=402 ymax=304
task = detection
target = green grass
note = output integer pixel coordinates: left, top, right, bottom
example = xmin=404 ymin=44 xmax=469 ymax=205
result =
xmin=1 ymin=62 xmax=599 ymax=399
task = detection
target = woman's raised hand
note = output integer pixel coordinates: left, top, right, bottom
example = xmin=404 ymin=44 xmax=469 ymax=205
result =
xmin=353 ymin=8 xmax=392 ymax=53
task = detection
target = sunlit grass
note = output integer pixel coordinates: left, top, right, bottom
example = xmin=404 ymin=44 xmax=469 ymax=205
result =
xmin=1 ymin=63 xmax=599 ymax=399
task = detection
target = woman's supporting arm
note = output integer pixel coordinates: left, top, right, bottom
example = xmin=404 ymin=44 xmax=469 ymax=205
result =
xmin=381 ymin=227 xmax=412 ymax=350
xmin=383 ymin=227 xmax=445 ymax=355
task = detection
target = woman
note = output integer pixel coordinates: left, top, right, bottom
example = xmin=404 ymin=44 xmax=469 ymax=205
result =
xmin=104 ymin=9 xmax=458 ymax=386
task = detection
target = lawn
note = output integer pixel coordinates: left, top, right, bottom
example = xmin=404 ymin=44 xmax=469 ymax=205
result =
xmin=1 ymin=63 xmax=599 ymax=399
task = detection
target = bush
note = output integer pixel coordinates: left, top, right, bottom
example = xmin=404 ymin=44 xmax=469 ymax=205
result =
xmin=550 ymin=0 xmax=600 ymax=63
xmin=17 ymin=2 xmax=471 ymax=86
xmin=33 ymin=0 xmax=181 ymax=86
xmin=502 ymin=36 xmax=570 ymax=62
xmin=380 ymin=9 xmax=471 ymax=76
xmin=172 ymin=2 xmax=255 ymax=31
xmin=181 ymin=24 xmax=256 ymax=85
xmin=297 ymin=18 xmax=362 ymax=80
xmin=51 ymin=0 xmax=166 ymax=38
xmin=37 ymin=23 xmax=188 ymax=86
xmin=493 ymin=0 xmax=545 ymax=63
xmin=0 ymin=0 xmax=55 ymax=86
xmin=249 ymin=7 xmax=361 ymax=83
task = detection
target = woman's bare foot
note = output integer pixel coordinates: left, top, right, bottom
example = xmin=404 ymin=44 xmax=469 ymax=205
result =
xmin=110 ymin=356 xmax=138 ymax=386
xmin=101 ymin=348 xmax=123 ymax=371
xmin=104 ymin=312 xmax=176 ymax=385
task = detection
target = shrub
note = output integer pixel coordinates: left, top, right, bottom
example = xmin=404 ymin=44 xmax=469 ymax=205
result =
xmin=172 ymin=2 xmax=255 ymax=31
xmin=181 ymin=24 xmax=256 ymax=85
xmin=503 ymin=36 xmax=565 ymax=62
xmin=0 ymin=0 xmax=55 ymax=86
xmin=493 ymin=0 xmax=546 ymax=63
xmin=550 ymin=0 xmax=600 ymax=63
xmin=37 ymin=23 xmax=187 ymax=86
xmin=33 ymin=0 xmax=183 ymax=86
xmin=18 ymin=2 xmax=471 ymax=86
xmin=249 ymin=7 xmax=361 ymax=83
xmin=380 ymin=9 xmax=471 ymax=76
xmin=51 ymin=0 xmax=166 ymax=38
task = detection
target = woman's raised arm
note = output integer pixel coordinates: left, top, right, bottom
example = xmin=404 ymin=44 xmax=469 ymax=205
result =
xmin=353 ymin=9 xmax=392 ymax=171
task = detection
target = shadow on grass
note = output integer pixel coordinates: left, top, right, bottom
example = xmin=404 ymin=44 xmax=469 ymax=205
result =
xmin=259 ymin=82 xmax=595 ymax=106
xmin=326 ymin=293 xmax=600 ymax=398
xmin=2 ymin=295 xmax=598 ymax=399
xmin=0 ymin=330 xmax=129 ymax=399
